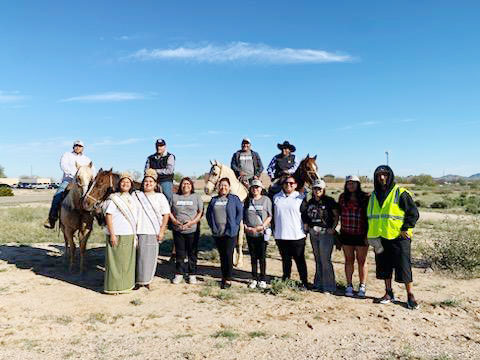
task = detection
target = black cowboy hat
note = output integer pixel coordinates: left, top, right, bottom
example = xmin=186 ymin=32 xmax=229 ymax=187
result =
xmin=277 ymin=141 xmax=296 ymax=152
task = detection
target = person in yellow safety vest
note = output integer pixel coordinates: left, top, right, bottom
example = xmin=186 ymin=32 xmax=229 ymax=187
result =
xmin=367 ymin=165 xmax=420 ymax=310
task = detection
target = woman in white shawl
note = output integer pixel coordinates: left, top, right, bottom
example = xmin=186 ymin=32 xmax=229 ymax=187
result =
xmin=104 ymin=172 xmax=138 ymax=294
xmin=134 ymin=168 xmax=170 ymax=289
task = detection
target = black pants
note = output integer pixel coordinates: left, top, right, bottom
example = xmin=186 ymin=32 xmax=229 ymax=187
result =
xmin=246 ymin=235 xmax=267 ymax=281
xmin=214 ymin=235 xmax=236 ymax=281
xmin=275 ymin=238 xmax=308 ymax=285
xmin=375 ymin=237 xmax=412 ymax=283
xmin=173 ymin=231 xmax=198 ymax=275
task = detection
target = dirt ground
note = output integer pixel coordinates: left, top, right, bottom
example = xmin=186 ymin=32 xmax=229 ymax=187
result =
xmin=0 ymin=237 xmax=479 ymax=360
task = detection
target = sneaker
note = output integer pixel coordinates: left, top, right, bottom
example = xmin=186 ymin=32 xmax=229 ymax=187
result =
xmin=345 ymin=285 xmax=354 ymax=297
xmin=379 ymin=289 xmax=395 ymax=304
xmin=258 ymin=281 xmax=267 ymax=289
xmin=407 ymin=294 xmax=420 ymax=310
xmin=220 ymin=280 xmax=232 ymax=289
xmin=188 ymin=275 xmax=197 ymax=284
xmin=43 ymin=218 xmax=55 ymax=229
xmin=172 ymin=274 xmax=183 ymax=284
xmin=357 ymin=284 xmax=366 ymax=298
xmin=248 ymin=280 xmax=258 ymax=289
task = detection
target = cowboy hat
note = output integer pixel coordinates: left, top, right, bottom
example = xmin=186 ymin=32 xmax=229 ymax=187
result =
xmin=277 ymin=141 xmax=296 ymax=152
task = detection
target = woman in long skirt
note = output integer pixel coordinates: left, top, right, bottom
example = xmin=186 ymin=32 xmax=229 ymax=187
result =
xmin=134 ymin=168 xmax=170 ymax=289
xmin=104 ymin=173 xmax=138 ymax=294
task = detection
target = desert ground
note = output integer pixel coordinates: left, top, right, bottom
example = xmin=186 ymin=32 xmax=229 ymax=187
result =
xmin=0 ymin=187 xmax=479 ymax=360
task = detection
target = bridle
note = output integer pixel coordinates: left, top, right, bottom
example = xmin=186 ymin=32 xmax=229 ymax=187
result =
xmin=82 ymin=172 xmax=114 ymax=208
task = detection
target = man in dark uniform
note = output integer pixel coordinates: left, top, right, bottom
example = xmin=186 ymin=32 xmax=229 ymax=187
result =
xmin=145 ymin=139 xmax=175 ymax=204
xmin=266 ymin=141 xmax=299 ymax=195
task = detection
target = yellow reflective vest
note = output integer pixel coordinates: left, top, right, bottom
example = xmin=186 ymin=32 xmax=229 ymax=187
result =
xmin=367 ymin=184 xmax=413 ymax=240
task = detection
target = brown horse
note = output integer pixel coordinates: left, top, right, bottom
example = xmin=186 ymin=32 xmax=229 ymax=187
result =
xmin=82 ymin=169 xmax=142 ymax=212
xmin=59 ymin=163 xmax=95 ymax=273
xmin=268 ymin=154 xmax=319 ymax=196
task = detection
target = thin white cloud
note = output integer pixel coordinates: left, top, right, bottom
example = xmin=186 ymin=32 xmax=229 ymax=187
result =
xmin=254 ymin=134 xmax=276 ymax=138
xmin=127 ymin=42 xmax=353 ymax=64
xmin=91 ymin=138 xmax=145 ymax=146
xmin=60 ymin=92 xmax=147 ymax=103
xmin=336 ymin=121 xmax=380 ymax=131
xmin=0 ymin=90 xmax=27 ymax=103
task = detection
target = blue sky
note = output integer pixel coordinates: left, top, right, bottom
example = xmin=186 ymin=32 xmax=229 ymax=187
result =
xmin=1 ymin=1 xmax=479 ymax=180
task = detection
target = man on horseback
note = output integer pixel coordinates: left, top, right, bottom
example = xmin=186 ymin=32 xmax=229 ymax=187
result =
xmin=44 ymin=140 xmax=95 ymax=229
xmin=144 ymin=138 xmax=175 ymax=204
xmin=266 ymin=141 xmax=299 ymax=194
xmin=230 ymin=138 xmax=264 ymax=187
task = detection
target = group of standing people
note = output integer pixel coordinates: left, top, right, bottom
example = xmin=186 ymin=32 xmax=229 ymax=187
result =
xmin=45 ymin=138 xmax=420 ymax=310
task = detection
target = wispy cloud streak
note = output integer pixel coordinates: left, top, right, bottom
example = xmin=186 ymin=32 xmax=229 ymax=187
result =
xmin=60 ymin=92 xmax=147 ymax=103
xmin=128 ymin=42 xmax=353 ymax=64
xmin=336 ymin=121 xmax=380 ymax=131
xmin=0 ymin=90 xmax=27 ymax=103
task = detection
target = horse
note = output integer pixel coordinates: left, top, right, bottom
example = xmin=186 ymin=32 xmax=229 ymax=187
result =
xmin=268 ymin=154 xmax=319 ymax=196
xmin=204 ymin=160 xmax=249 ymax=268
xmin=59 ymin=162 xmax=95 ymax=273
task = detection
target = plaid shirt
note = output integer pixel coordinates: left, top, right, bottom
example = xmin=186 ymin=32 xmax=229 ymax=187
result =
xmin=339 ymin=193 xmax=369 ymax=236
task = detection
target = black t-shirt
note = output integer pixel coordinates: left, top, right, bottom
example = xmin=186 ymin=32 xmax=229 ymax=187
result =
xmin=301 ymin=195 xmax=338 ymax=228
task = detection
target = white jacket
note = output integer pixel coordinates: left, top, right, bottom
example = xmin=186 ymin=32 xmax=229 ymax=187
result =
xmin=273 ymin=190 xmax=306 ymax=240
xmin=60 ymin=151 xmax=95 ymax=182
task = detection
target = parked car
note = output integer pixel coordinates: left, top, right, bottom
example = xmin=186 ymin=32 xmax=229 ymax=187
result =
xmin=0 ymin=184 xmax=12 ymax=189
xmin=32 ymin=183 xmax=50 ymax=189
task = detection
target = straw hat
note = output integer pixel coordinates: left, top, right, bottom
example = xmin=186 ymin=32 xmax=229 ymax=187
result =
xmin=119 ymin=172 xmax=133 ymax=183
xmin=144 ymin=168 xmax=158 ymax=181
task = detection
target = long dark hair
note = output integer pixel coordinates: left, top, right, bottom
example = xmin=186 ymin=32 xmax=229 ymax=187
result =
xmin=177 ymin=177 xmax=195 ymax=195
xmin=342 ymin=181 xmax=368 ymax=205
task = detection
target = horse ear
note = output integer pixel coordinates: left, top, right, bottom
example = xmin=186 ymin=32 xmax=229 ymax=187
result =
xmin=313 ymin=155 xmax=317 ymax=160
xmin=306 ymin=153 xmax=309 ymax=158
xmin=210 ymin=160 xmax=213 ymax=166
xmin=88 ymin=161 xmax=93 ymax=168
xmin=109 ymin=168 xmax=113 ymax=173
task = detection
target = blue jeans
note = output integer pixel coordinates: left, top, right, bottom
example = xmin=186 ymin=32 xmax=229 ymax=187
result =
xmin=48 ymin=180 xmax=69 ymax=220
xmin=159 ymin=180 xmax=173 ymax=204
xmin=310 ymin=230 xmax=336 ymax=292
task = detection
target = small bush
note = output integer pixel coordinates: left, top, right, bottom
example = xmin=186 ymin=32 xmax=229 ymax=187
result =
xmin=430 ymin=201 xmax=449 ymax=209
xmin=268 ymin=278 xmax=300 ymax=296
xmin=212 ymin=329 xmax=239 ymax=340
xmin=421 ymin=225 xmax=480 ymax=278
xmin=466 ymin=204 xmax=480 ymax=214
xmin=0 ymin=187 xmax=13 ymax=197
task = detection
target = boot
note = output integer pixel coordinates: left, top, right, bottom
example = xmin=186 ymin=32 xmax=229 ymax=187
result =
xmin=43 ymin=218 xmax=56 ymax=229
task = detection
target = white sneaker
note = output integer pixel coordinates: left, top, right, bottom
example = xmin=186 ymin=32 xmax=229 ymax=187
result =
xmin=345 ymin=285 xmax=354 ymax=297
xmin=258 ymin=281 xmax=267 ymax=289
xmin=358 ymin=284 xmax=366 ymax=297
xmin=172 ymin=274 xmax=183 ymax=284
xmin=248 ymin=280 xmax=258 ymax=289
xmin=188 ymin=275 xmax=197 ymax=284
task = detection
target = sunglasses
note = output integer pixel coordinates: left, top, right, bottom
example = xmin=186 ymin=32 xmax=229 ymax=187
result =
xmin=284 ymin=182 xmax=296 ymax=185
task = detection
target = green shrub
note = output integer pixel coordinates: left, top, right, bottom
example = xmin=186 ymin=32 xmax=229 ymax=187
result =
xmin=421 ymin=225 xmax=480 ymax=278
xmin=430 ymin=201 xmax=449 ymax=209
xmin=0 ymin=187 xmax=13 ymax=197
xmin=268 ymin=278 xmax=300 ymax=295
xmin=465 ymin=204 xmax=480 ymax=214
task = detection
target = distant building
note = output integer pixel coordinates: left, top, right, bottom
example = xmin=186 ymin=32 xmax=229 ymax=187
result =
xmin=19 ymin=178 xmax=51 ymax=184
xmin=0 ymin=178 xmax=19 ymax=186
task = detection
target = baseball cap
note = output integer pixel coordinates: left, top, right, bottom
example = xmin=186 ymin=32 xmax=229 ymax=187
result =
xmin=155 ymin=139 xmax=166 ymax=146
xmin=249 ymin=179 xmax=263 ymax=188
xmin=312 ymin=179 xmax=326 ymax=189
xmin=73 ymin=140 xmax=84 ymax=147
xmin=346 ymin=175 xmax=361 ymax=183
xmin=242 ymin=138 xmax=251 ymax=144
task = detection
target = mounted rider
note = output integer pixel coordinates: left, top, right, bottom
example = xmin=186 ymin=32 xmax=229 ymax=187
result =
xmin=144 ymin=138 xmax=175 ymax=204
xmin=267 ymin=141 xmax=299 ymax=194
xmin=44 ymin=140 xmax=95 ymax=229
xmin=230 ymin=137 xmax=264 ymax=187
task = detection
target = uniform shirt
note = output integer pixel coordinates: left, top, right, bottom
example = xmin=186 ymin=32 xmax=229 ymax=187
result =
xmin=212 ymin=195 xmax=229 ymax=237
xmin=60 ymin=151 xmax=95 ymax=183
xmin=301 ymin=196 xmax=338 ymax=229
xmin=244 ymin=196 xmax=272 ymax=237
xmin=273 ymin=190 xmax=306 ymax=240
xmin=238 ymin=150 xmax=255 ymax=178
xmin=104 ymin=194 xmax=138 ymax=236
xmin=136 ymin=192 xmax=170 ymax=235
xmin=171 ymin=193 xmax=204 ymax=234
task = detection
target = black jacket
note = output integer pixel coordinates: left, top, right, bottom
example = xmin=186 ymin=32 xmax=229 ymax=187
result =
xmin=373 ymin=165 xmax=419 ymax=231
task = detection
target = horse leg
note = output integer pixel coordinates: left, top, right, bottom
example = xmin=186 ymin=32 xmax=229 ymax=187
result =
xmin=234 ymin=221 xmax=245 ymax=268
xmin=65 ymin=228 xmax=76 ymax=272
xmin=79 ymin=218 xmax=94 ymax=274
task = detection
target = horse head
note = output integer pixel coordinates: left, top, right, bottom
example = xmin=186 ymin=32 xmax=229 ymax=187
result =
xmin=297 ymin=155 xmax=319 ymax=186
xmin=204 ymin=160 xmax=221 ymax=195
xmin=82 ymin=168 xmax=115 ymax=211
xmin=75 ymin=162 xmax=94 ymax=197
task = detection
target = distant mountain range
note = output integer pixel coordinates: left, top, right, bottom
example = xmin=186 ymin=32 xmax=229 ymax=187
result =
xmin=436 ymin=173 xmax=480 ymax=181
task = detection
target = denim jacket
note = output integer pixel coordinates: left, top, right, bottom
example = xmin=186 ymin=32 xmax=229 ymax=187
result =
xmin=206 ymin=193 xmax=243 ymax=237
